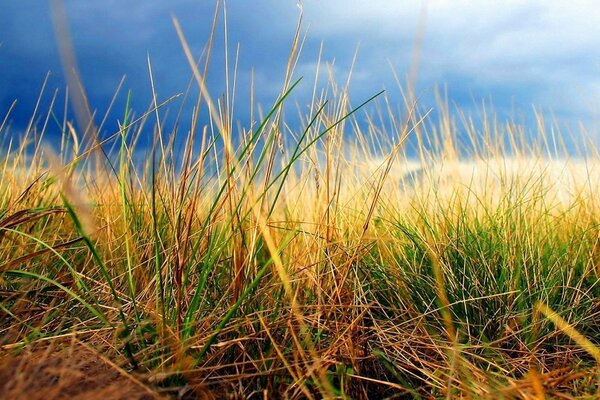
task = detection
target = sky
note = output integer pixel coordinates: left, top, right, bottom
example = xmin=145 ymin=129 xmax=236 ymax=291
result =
xmin=1 ymin=0 xmax=599 ymax=154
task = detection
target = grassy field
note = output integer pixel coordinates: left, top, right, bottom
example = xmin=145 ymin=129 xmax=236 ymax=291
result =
xmin=1 ymin=11 xmax=600 ymax=400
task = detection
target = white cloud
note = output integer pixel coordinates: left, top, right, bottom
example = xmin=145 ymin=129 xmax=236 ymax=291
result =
xmin=293 ymin=0 xmax=600 ymax=130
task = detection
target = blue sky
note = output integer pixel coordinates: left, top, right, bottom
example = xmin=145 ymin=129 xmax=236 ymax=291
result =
xmin=1 ymin=1 xmax=599 ymax=153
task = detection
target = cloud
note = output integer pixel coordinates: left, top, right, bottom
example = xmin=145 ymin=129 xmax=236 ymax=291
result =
xmin=300 ymin=0 xmax=600 ymax=132
xmin=1 ymin=0 xmax=599 ymax=146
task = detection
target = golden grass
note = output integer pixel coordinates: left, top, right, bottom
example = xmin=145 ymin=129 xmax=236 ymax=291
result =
xmin=1 ymin=5 xmax=600 ymax=399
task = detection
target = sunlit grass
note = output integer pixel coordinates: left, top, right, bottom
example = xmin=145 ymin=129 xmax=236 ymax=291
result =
xmin=1 ymin=6 xmax=600 ymax=400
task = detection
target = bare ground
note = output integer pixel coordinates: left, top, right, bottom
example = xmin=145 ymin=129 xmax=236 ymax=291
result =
xmin=0 ymin=341 xmax=168 ymax=400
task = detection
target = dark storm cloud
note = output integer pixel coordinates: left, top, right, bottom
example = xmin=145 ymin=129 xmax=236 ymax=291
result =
xmin=0 ymin=0 xmax=303 ymax=140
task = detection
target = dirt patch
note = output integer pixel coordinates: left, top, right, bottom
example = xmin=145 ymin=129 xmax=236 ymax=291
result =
xmin=0 ymin=341 xmax=165 ymax=400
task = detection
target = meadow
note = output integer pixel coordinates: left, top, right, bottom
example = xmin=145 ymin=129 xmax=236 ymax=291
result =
xmin=1 ymin=10 xmax=600 ymax=400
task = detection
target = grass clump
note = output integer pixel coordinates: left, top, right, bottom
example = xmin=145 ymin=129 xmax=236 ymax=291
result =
xmin=2 ymin=6 xmax=600 ymax=399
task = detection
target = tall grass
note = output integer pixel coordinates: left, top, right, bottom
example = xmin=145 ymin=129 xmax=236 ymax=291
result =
xmin=1 ymin=6 xmax=600 ymax=399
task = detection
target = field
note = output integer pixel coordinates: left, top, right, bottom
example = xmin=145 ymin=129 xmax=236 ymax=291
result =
xmin=2 ymin=11 xmax=600 ymax=400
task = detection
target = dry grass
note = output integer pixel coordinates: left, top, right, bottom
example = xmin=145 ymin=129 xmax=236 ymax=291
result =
xmin=1 ymin=4 xmax=600 ymax=399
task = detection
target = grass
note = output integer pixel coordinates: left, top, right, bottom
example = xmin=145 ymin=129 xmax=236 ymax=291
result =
xmin=2 ymin=5 xmax=600 ymax=399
